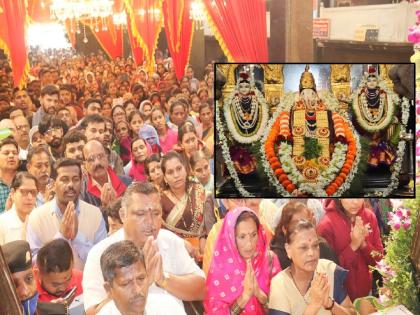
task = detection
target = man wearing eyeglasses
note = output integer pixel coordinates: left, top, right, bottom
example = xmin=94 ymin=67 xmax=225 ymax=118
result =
xmin=12 ymin=115 xmax=31 ymax=161
xmin=80 ymin=140 xmax=131 ymax=221
xmin=0 ymin=172 xmax=37 ymax=245
xmin=26 ymin=158 xmax=107 ymax=270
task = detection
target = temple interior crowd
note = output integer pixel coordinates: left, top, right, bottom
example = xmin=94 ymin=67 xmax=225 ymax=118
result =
xmin=0 ymin=48 xmax=401 ymax=315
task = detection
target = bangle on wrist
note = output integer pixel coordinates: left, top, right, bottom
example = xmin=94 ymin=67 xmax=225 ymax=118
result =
xmin=325 ymin=298 xmax=335 ymax=310
xmin=230 ymin=301 xmax=243 ymax=315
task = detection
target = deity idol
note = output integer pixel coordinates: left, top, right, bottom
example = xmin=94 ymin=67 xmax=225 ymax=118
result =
xmin=264 ymin=65 xmax=359 ymax=197
xmin=223 ymin=72 xmax=269 ymax=144
xmin=352 ymin=67 xmax=397 ymax=167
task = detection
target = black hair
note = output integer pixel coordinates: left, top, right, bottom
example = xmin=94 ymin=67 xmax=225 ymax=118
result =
xmin=100 ymin=240 xmax=144 ymax=284
xmin=62 ymin=130 xmax=87 ymax=152
xmin=38 ymin=115 xmax=68 ymax=135
xmin=84 ymin=98 xmax=103 ymax=109
xmin=37 ymin=239 xmax=73 ymax=274
xmin=11 ymin=172 xmax=38 ymax=190
xmin=235 ymin=210 xmax=260 ymax=231
xmin=54 ymin=158 xmax=82 ymax=178
xmin=105 ymin=198 xmax=123 ymax=224
xmin=80 ymin=114 xmax=105 ymax=129
xmin=27 ymin=146 xmax=51 ymax=165
xmin=40 ymin=84 xmax=59 ymax=97
xmin=144 ymin=153 xmax=161 ymax=177
xmin=0 ymin=137 xmax=18 ymax=151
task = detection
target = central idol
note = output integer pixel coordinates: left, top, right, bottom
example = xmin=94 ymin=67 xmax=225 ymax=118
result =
xmin=263 ymin=66 xmax=360 ymax=196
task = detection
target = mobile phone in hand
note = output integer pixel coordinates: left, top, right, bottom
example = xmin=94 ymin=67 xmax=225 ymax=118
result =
xmin=62 ymin=286 xmax=77 ymax=303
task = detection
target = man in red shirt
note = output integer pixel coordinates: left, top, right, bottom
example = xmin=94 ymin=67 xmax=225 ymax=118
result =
xmin=34 ymin=238 xmax=83 ymax=302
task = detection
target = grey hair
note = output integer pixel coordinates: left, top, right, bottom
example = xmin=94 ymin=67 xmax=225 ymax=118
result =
xmin=100 ymin=240 xmax=144 ymax=284
xmin=121 ymin=181 xmax=160 ymax=216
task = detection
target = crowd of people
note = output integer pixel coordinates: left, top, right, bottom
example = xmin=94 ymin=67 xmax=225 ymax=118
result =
xmin=0 ymin=47 xmax=391 ymax=315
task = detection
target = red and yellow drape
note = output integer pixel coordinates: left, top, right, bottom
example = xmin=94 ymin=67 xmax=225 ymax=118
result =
xmin=86 ymin=17 xmax=124 ymax=59
xmin=124 ymin=0 xmax=163 ymax=73
xmin=0 ymin=0 xmax=30 ymax=87
xmin=162 ymin=0 xmax=193 ymax=81
xmin=203 ymin=0 xmax=268 ymax=62
xmin=127 ymin=19 xmax=144 ymax=66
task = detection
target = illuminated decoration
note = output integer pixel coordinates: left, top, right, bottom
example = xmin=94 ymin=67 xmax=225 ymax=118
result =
xmin=189 ymin=0 xmax=205 ymax=29
xmin=112 ymin=11 xmax=127 ymax=25
xmin=50 ymin=0 xmax=114 ymax=22
xmin=27 ymin=23 xmax=72 ymax=50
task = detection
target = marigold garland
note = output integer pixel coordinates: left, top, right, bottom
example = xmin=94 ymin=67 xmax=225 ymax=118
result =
xmin=262 ymin=92 xmax=360 ymax=197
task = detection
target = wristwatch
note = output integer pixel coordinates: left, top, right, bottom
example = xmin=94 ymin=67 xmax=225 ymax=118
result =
xmin=325 ymin=298 xmax=335 ymax=310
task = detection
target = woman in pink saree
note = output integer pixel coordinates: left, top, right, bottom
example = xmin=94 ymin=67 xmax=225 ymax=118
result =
xmin=205 ymin=207 xmax=281 ymax=315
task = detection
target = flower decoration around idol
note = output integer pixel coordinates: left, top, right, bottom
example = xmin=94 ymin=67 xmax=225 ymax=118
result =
xmin=368 ymin=97 xmax=410 ymax=197
xmin=352 ymin=67 xmax=399 ymax=133
xmin=261 ymin=91 xmax=361 ymax=197
xmin=223 ymin=72 xmax=269 ymax=144
xmin=216 ymin=101 xmax=254 ymax=197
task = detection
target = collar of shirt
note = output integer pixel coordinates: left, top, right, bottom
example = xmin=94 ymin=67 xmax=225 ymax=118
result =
xmin=0 ymin=177 xmax=10 ymax=187
xmin=52 ymin=197 xmax=81 ymax=219
xmin=4 ymin=205 xmax=24 ymax=228
xmin=91 ymin=173 xmax=111 ymax=191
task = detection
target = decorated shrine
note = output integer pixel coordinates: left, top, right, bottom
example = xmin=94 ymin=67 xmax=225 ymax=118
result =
xmin=215 ymin=63 xmax=415 ymax=197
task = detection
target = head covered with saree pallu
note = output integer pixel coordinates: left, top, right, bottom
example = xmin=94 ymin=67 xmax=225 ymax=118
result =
xmin=204 ymin=207 xmax=281 ymax=315
xmin=129 ymin=137 xmax=153 ymax=182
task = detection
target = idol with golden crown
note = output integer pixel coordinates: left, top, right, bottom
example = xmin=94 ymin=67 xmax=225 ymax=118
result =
xmin=223 ymin=72 xmax=269 ymax=144
xmin=263 ymin=65 xmax=360 ymax=197
xmin=352 ymin=66 xmax=399 ymax=168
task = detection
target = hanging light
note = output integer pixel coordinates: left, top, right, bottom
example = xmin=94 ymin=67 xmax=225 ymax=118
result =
xmin=190 ymin=0 xmax=206 ymax=30
xmin=113 ymin=12 xmax=127 ymax=26
xmin=50 ymin=0 xmax=114 ymax=23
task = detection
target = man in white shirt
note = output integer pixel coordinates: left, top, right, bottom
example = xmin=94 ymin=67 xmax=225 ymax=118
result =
xmin=98 ymin=240 xmax=148 ymax=315
xmin=83 ymin=182 xmax=205 ymax=315
xmin=26 ymin=158 xmax=107 ymax=270
xmin=0 ymin=172 xmax=38 ymax=245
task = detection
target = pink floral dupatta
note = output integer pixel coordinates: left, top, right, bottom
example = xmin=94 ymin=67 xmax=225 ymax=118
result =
xmin=204 ymin=207 xmax=281 ymax=315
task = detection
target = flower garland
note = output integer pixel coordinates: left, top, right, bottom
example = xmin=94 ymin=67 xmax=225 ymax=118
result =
xmin=223 ymin=86 xmax=269 ymax=144
xmin=216 ymin=101 xmax=254 ymax=197
xmin=367 ymin=97 xmax=411 ymax=197
xmin=352 ymin=77 xmax=399 ymax=133
xmin=261 ymin=92 xmax=360 ymax=197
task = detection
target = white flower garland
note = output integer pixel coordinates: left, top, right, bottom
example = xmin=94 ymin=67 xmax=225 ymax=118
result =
xmin=260 ymin=92 xmax=360 ymax=197
xmin=216 ymin=101 xmax=254 ymax=197
xmin=223 ymin=87 xmax=269 ymax=144
xmin=366 ymin=97 xmax=411 ymax=197
xmin=352 ymin=77 xmax=399 ymax=133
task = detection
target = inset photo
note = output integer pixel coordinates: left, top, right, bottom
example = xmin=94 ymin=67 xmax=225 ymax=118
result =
xmin=215 ymin=63 xmax=415 ymax=198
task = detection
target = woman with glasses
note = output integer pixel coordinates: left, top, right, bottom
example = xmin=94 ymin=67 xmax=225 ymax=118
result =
xmin=0 ymin=172 xmax=38 ymax=245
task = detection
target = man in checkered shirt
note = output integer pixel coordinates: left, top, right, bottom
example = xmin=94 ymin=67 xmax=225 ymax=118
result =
xmin=0 ymin=137 xmax=20 ymax=213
